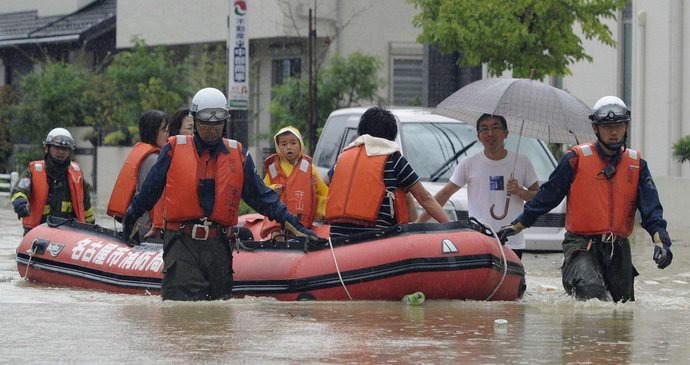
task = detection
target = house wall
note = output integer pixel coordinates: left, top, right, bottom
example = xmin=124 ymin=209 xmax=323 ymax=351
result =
xmin=562 ymin=17 xmax=621 ymax=110
xmin=116 ymin=0 xmax=421 ymax=160
xmin=93 ymin=146 xmax=131 ymax=212
xmin=630 ymin=0 xmax=690 ymax=178
xmin=0 ymin=0 xmax=95 ymax=17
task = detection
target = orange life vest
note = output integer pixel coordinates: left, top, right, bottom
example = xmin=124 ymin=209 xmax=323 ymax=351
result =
xmin=164 ymin=135 xmax=245 ymax=227
xmin=107 ymin=142 xmax=164 ymax=228
xmin=325 ymin=145 xmax=408 ymax=226
xmin=565 ymin=143 xmax=640 ymax=237
xmin=23 ymin=161 xmax=86 ymax=229
xmin=261 ymin=154 xmax=317 ymax=235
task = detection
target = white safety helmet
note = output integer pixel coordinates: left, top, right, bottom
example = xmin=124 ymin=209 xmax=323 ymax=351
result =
xmin=589 ymin=96 xmax=630 ymax=124
xmin=189 ymin=87 xmax=229 ymax=123
xmin=43 ymin=128 xmax=76 ymax=150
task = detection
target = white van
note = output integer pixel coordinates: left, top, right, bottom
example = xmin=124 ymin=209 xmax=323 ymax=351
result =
xmin=312 ymin=107 xmax=566 ymax=251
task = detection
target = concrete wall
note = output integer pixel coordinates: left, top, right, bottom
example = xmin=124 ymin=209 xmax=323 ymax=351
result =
xmin=562 ymin=17 xmax=620 ymax=109
xmin=94 ymin=146 xmax=131 ymax=212
xmin=654 ymin=177 xmax=690 ymax=230
xmin=116 ymin=0 xmax=333 ymax=47
xmin=630 ymin=0 xmax=690 ymax=178
xmin=0 ymin=0 xmax=95 ymax=17
xmin=67 ymin=126 xmax=95 ymax=192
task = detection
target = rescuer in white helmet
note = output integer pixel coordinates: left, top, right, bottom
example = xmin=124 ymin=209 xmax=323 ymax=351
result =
xmin=11 ymin=128 xmax=95 ymax=235
xmin=498 ymin=95 xmax=673 ymax=303
xmin=121 ymin=87 xmax=319 ymax=301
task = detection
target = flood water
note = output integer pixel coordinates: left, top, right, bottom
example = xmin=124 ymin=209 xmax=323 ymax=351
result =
xmin=1 ymin=206 xmax=690 ymax=364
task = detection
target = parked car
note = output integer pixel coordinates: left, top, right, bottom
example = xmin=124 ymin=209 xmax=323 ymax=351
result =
xmin=312 ymin=107 xmax=566 ymax=251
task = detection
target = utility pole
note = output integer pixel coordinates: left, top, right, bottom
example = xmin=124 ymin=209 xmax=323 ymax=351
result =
xmin=307 ymin=6 xmax=318 ymax=155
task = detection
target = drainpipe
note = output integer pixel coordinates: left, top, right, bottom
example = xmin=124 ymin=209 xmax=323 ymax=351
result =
xmin=635 ymin=9 xmax=646 ymax=158
xmin=336 ymin=0 xmax=342 ymax=54
xmin=670 ymin=0 xmax=684 ymax=176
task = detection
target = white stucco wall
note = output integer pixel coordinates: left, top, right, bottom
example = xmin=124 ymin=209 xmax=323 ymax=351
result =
xmin=630 ymin=0 xmax=690 ymax=178
xmin=95 ymin=146 xmax=132 ymax=211
xmin=116 ymin=0 xmax=338 ymax=48
xmin=0 ymin=0 xmax=95 ymax=17
xmin=562 ymin=17 xmax=620 ymax=110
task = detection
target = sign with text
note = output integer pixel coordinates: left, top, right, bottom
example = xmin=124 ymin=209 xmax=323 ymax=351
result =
xmin=228 ymin=0 xmax=249 ymax=110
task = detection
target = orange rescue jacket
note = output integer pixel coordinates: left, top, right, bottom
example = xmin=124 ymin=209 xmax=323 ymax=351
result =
xmin=23 ymin=161 xmax=86 ymax=229
xmin=565 ymin=143 xmax=640 ymax=237
xmin=262 ymin=154 xmax=317 ymax=233
xmin=325 ymin=145 xmax=408 ymax=226
xmin=107 ymin=142 xmax=164 ymax=227
xmin=164 ymin=135 xmax=245 ymax=227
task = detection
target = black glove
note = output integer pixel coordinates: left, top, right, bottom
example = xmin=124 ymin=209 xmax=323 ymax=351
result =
xmin=496 ymin=222 xmax=525 ymax=245
xmin=121 ymin=206 xmax=140 ymax=246
xmin=12 ymin=197 xmax=30 ymax=219
xmin=284 ymin=215 xmax=320 ymax=241
xmin=653 ymin=233 xmax=673 ymax=269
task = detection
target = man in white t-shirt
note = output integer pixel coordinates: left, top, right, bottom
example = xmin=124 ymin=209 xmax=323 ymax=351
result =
xmin=417 ymin=114 xmax=539 ymax=258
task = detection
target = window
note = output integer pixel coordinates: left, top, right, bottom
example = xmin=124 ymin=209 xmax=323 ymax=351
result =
xmin=401 ymin=122 xmax=480 ymax=181
xmin=271 ymin=58 xmax=302 ymax=86
xmin=314 ymin=115 xmax=350 ymax=169
xmin=392 ymin=58 xmax=423 ymax=106
xmin=390 ymin=42 xmax=424 ymax=106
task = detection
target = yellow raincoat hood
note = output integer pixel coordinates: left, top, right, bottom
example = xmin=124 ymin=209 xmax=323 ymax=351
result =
xmin=274 ymin=126 xmax=304 ymax=160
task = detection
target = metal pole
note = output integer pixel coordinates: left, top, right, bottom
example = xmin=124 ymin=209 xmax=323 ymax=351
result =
xmin=307 ymin=8 xmax=314 ymax=155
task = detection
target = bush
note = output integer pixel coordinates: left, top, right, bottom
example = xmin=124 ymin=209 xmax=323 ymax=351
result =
xmin=673 ymin=136 xmax=690 ymax=163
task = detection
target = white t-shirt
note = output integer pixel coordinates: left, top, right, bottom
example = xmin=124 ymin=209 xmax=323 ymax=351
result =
xmin=450 ymin=150 xmax=538 ymax=250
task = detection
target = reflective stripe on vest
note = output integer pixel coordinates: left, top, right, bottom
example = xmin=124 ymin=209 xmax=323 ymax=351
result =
xmin=23 ymin=160 xmax=86 ymax=229
xmin=262 ymin=153 xmax=317 ymax=229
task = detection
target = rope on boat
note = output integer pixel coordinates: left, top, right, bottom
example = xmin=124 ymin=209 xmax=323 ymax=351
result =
xmin=21 ymin=245 xmax=37 ymax=280
xmin=483 ymin=222 xmax=508 ymax=301
xmin=328 ymin=236 xmax=353 ymax=300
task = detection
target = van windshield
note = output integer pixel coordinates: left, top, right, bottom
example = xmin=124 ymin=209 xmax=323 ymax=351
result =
xmin=401 ymin=122 xmax=557 ymax=182
xmin=401 ymin=122 xmax=480 ymax=182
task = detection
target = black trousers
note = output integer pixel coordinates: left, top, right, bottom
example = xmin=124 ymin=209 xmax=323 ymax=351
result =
xmin=161 ymin=230 xmax=233 ymax=301
xmin=561 ymin=231 xmax=638 ymax=303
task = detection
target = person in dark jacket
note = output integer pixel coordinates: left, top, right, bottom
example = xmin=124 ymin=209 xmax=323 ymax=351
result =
xmin=498 ymin=96 xmax=672 ymax=302
xmin=11 ymin=128 xmax=95 ymax=235
xmin=122 ymin=87 xmax=317 ymax=301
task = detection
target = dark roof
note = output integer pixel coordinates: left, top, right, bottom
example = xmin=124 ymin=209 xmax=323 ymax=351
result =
xmin=0 ymin=0 xmax=115 ymax=47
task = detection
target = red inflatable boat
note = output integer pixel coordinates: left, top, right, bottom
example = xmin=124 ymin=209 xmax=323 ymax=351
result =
xmin=16 ymin=216 xmax=525 ymax=301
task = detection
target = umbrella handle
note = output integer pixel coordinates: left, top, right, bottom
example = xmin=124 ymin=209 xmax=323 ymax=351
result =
xmin=490 ymin=195 xmax=511 ymax=220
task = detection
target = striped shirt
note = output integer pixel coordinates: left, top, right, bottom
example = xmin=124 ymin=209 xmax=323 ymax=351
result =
xmin=329 ymin=151 xmax=419 ymax=237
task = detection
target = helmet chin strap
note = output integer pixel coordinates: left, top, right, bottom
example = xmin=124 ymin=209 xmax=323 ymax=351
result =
xmin=45 ymin=153 xmax=70 ymax=168
xmin=193 ymin=130 xmax=222 ymax=147
xmin=205 ymin=138 xmax=222 ymax=146
xmin=595 ymin=131 xmax=628 ymax=153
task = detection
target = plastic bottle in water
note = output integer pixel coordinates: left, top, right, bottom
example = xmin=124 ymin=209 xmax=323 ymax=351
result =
xmin=401 ymin=292 xmax=425 ymax=305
